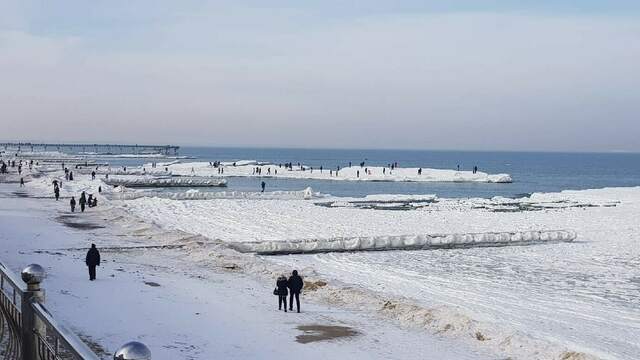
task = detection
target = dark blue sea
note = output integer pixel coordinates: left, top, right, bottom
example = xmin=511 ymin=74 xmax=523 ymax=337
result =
xmin=112 ymin=147 xmax=640 ymax=199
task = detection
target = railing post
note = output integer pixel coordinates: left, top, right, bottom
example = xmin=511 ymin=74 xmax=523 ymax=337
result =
xmin=21 ymin=264 xmax=47 ymax=360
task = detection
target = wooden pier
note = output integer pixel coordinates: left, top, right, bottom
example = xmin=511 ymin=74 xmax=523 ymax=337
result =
xmin=0 ymin=142 xmax=179 ymax=155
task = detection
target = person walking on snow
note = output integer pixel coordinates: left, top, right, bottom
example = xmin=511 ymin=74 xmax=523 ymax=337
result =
xmin=288 ymin=270 xmax=304 ymax=313
xmin=19 ymin=177 xmax=24 ymax=187
xmin=261 ymin=181 xmax=266 ymax=192
xmin=70 ymin=197 xmax=76 ymax=212
xmin=276 ymin=275 xmax=288 ymax=312
xmin=85 ymin=244 xmax=101 ymax=281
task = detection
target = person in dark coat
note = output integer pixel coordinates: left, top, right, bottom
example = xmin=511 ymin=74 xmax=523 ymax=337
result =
xmin=70 ymin=197 xmax=76 ymax=212
xmin=85 ymin=244 xmax=100 ymax=281
xmin=261 ymin=181 xmax=266 ymax=193
xmin=54 ymin=186 xmax=60 ymax=201
xmin=276 ymin=275 xmax=288 ymax=312
xmin=287 ymin=270 xmax=304 ymax=313
xmin=79 ymin=192 xmax=87 ymax=212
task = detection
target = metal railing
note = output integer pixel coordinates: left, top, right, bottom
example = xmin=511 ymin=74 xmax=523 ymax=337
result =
xmin=0 ymin=261 xmax=150 ymax=360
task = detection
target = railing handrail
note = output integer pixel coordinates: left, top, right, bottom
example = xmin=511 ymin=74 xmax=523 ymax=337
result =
xmin=31 ymin=302 xmax=101 ymax=360
xmin=0 ymin=261 xmax=27 ymax=293
xmin=1 ymin=260 xmax=151 ymax=359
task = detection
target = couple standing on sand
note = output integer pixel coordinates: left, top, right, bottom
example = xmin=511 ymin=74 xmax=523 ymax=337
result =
xmin=275 ymin=270 xmax=304 ymax=313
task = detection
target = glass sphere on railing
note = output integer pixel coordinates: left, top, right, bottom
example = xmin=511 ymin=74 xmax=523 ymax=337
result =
xmin=114 ymin=341 xmax=151 ymax=360
xmin=21 ymin=264 xmax=46 ymax=285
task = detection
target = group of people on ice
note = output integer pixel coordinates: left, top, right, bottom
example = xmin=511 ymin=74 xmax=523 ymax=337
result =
xmin=275 ymin=270 xmax=304 ymax=313
xmin=69 ymin=191 xmax=98 ymax=212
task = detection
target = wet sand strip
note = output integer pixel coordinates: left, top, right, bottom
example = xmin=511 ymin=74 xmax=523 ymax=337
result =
xmin=295 ymin=325 xmax=359 ymax=344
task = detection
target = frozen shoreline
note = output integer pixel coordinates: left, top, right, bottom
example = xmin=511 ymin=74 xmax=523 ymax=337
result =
xmin=112 ymin=186 xmax=640 ymax=360
xmin=4 ymin=160 xmax=639 ymax=359
xmin=0 ymin=184 xmax=494 ymax=360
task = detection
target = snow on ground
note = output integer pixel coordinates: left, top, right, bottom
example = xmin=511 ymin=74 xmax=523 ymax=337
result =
xmin=112 ymin=187 xmax=640 ymax=359
xmin=165 ymin=161 xmax=513 ymax=183
xmin=5 ymin=163 xmax=639 ymax=359
xmin=0 ymin=184 xmax=491 ymax=360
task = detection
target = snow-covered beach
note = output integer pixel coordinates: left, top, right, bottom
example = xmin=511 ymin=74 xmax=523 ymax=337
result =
xmin=1 ymin=157 xmax=639 ymax=359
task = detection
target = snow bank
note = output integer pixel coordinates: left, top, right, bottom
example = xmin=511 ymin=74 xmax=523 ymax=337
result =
xmin=74 ymin=168 xmax=171 ymax=176
xmin=104 ymin=176 xmax=227 ymax=188
xmin=109 ymin=187 xmax=321 ymax=201
xmin=230 ymin=229 xmax=576 ymax=255
xmin=167 ymin=161 xmax=513 ymax=183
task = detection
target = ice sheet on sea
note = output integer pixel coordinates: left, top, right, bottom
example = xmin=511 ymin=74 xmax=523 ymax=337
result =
xmin=360 ymin=194 xmax=437 ymax=202
xmin=167 ymin=161 xmax=513 ymax=183
xmin=229 ymin=229 xmax=577 ymax=255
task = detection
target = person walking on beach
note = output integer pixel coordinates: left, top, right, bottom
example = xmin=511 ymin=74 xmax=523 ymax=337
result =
xmin=70 ymin=197 xmax=76 ymax=212
xmin=85 ymin=244 xmax=100 ymax=281
xmin=288 ymin=270 xmax=304 ymax=313
xmin=261 ymin=181 xmax=266 ymax=192
xmin=79 ymin=192 xmax=87 ymax=212
xmin=276 ymin=275 xmax=288 ymax=312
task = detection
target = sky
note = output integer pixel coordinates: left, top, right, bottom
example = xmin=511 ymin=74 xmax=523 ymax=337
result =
xmin=1 ymin=1 xmax=639 ymax=152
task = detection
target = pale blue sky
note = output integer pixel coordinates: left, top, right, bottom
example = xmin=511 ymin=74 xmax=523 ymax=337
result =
xmin=1 ymin=1 xmax=639 ymax=151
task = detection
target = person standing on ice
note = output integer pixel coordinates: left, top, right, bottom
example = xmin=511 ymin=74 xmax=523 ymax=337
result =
xmin=91 ymin=170 xmax=96 ymax=180
xmin=261 ymin=181 xmax=266 ymax=192
xmin=276 ymin=275 xmax=288 ymax=312
xmin=288 ymin=270 xmax=304 ymax=313
xmin=54 ymin=185 xmax=60 ymax=201
xmin=70 ymin=197 xmax=76 ymax=212
xmin=85 ymin=244 xmax=100 ymax=281
xmin=79 ymin=192 xmax=87 ymax=212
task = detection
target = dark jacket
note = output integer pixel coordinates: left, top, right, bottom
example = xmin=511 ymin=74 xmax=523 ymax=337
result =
xmin=86 ymin=247 xmax=100 ymax=267
xmin=276 ymin=276 xmax=288 ymax=296
xmin=288 ymin=274 xmax=304 ymax=294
